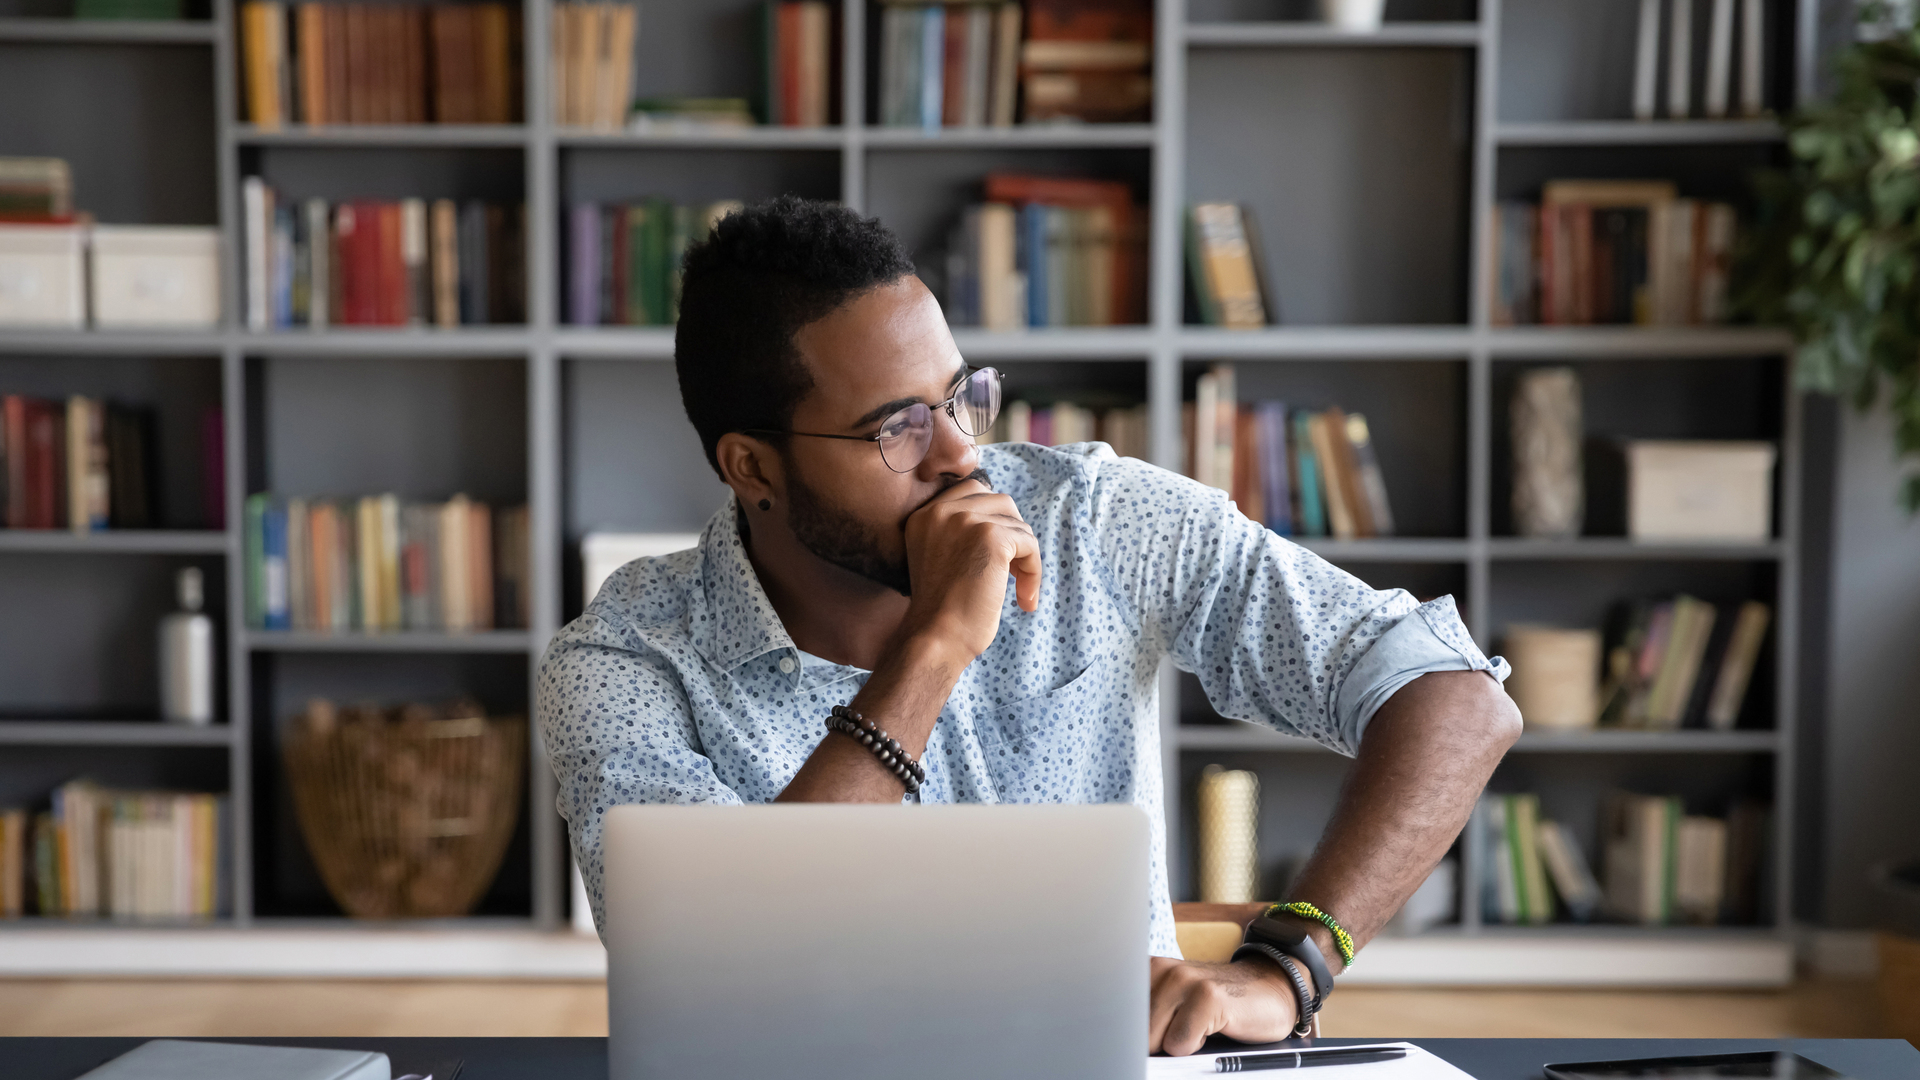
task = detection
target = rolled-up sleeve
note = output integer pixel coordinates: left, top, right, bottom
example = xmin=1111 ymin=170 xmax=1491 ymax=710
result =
xmin=536 ymin=610 xmax=743 ymax=938
xmin=1086 ymin=453 xmax=1506 ymax=755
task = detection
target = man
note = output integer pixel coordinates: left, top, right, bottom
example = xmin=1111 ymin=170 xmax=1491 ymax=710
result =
xmin=538 ymin=196 xmax=1520 ymax=1055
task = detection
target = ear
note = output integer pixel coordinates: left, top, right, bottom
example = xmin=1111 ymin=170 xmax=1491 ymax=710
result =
xmin=714 ymin=432 xmax=784 ymax=511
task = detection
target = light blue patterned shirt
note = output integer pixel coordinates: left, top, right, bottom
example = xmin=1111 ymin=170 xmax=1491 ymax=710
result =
xmin=538 ymin=443 xmax=1508 ymax=955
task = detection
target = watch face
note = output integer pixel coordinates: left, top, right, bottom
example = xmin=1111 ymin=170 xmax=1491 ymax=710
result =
xmin=1249 ymin=915 xmax=1309 ymax=947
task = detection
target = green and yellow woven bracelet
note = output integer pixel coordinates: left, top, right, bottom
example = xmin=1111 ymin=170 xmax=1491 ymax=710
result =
xmin=1272 ymin=901 xmax=1357 ymax=968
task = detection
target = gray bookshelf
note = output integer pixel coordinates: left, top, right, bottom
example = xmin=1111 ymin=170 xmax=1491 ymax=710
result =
xmin=0 ymin=0 xmax=1812 ymax=959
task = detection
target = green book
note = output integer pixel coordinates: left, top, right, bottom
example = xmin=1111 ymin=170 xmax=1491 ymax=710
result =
xmin=667 ymin=203 xmax=696 ymax=323
xmin=1291 ymin=411 xmax=1326 ymax=537
xmin=1505 ymin=795 xmax=1532 ymax=924
xmin=244 ymin=492 xmax=269 ymax=629
xmin=641 ymin=197 xmax=671 ymax=325
xmin=637 ymin=204 xmax=660 ymax=322
xmin=34 ymin=813 xmax=58 ymax=916
xmin=1185 ymin=207 xmax=1220 ymax=327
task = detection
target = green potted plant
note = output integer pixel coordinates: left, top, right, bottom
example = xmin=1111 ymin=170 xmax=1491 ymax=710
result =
xmin=1742 ymin=14 xmax=1920 ymax=510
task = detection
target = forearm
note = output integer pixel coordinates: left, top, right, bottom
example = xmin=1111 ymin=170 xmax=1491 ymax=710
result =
xmin=1274 ymin=669 xmax=1520 ymax=973
xmin=775 ymin=634 xmax=968 ymax=802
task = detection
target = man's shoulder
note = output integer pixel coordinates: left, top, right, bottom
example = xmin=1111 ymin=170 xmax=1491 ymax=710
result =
xmin=981 ymin=441 xmax=1164 ymax=507
xmin=575 ymin=546 xmax=705 ymax=640
xmin=981 ymin=442 xmax=1199 ymax=524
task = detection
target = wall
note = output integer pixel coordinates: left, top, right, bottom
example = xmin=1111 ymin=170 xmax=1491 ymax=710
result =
xmin=1818 ymin=400 xmax=1920 ymax=927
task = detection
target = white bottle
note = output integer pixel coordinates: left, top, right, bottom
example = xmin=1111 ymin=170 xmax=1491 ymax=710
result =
xmin=160 ymin=566 xmax=215 ymax=725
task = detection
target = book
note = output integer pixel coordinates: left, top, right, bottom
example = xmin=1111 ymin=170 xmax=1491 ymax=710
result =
xmin=1506 ymin=793 xmax=1553 ymax=924
xmin=1291 ymin=409 xmax=1326 ymax=538
xmin=1674 ymin=815 xmax=1728 ymax=924
xmin=0 ymin=808 xmax=23 ymax=918
xmin=1603 ymin=791 xmax=1680 ymax=924
xmin=1739 ymin=0 xmax=1763 ymax=116
xmin=1255 ymin=401 xmax=1291 ymax=536
xmin=248 ymin=492 xmax=527 ymax=632
xmin=1705 ymin=600 xmax=1770 ymax=729
xmin=242 ymin=1 xmax=289 ymax=128
xmin=1187 ymin=203 xmax=1266 ymax=329
xmin=1020 ymin=0 xmax=1152 ymax=123
xmin=1344 ymin=412 xmax=1395 ymax=538
xmin=1704 ymin=0 xmax=1735 ymax=118
xmin=1633 ymin=0 xmax=1662 ymax=120
xmin=1536 ymin=819 xmax=1602 ymax=922
xmin=1666 ymin=0 xmax=1693 ymax=119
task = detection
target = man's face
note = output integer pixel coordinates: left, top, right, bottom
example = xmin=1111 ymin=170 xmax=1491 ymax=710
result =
xmin=779 ymin=275 xmax=983 ymax=594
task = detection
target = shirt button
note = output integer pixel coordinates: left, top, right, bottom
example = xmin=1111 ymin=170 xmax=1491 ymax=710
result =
xmin=778 ymin=657 xmax=796 ymax=674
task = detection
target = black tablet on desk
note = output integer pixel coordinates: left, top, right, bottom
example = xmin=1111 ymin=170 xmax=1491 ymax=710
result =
xmin=1543 ymin=1051 xmax=1852 ymax=1080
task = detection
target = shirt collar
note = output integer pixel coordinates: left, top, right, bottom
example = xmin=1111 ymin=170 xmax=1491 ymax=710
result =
xmin=690 ymin=497 xmax=796 ymax=673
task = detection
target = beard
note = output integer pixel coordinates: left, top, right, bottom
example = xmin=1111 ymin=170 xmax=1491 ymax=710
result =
xmin=784 ymin=464 xmax=992 ymax=597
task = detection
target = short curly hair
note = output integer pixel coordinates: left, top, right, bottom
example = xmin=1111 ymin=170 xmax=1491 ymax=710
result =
xmin=675 ymin=196 xmax=918 ymax=477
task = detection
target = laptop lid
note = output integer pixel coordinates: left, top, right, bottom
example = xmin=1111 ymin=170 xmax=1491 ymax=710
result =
xmin=604 ymin=803 xmax=1148 ymax=1080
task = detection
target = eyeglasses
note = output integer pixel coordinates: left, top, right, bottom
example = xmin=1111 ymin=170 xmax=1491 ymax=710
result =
xmin=745 ymin=366 xmax=1004 ymax=474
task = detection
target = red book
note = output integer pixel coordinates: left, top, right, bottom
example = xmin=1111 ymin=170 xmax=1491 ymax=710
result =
xmin=777 ymin=3 xmax=802 ymax=126
xmin=609 ymin=205 xmax=628 ymax=325
xmin=2 ymin=394 xmax=29 ymax=527
xmin=377 ymin=202 xmax=404 ymax=325
xmin=334 ymin=202 xmax=361 ymax=323
xmin=942 ymin=7 xmax=968 ymax=126
xmin=26 ymin=399 xmax=61 ymax=529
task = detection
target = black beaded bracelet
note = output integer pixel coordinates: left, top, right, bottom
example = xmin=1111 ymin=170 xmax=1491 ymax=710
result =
xmin=1232 ymin=942 xmax=1317 ymax=1038
xmin=826 ymin=705 xmax=924 ymax=795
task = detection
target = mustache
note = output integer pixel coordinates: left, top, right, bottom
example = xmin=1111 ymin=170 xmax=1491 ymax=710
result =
xmin=913 ymin=469 xmax=994 ymax=514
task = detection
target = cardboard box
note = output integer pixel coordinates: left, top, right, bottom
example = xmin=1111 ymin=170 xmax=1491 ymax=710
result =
xmin=1628 ymin=440 xmax=1777 ymax=541
xmin=0 ymin=224 xmax=86 ymax=327
xmin=90 ymin=225 xmax=221 ymax=328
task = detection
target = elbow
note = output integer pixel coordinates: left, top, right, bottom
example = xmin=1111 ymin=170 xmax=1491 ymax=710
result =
xmin=1480 ymin=673 xmax=1524 ymax=754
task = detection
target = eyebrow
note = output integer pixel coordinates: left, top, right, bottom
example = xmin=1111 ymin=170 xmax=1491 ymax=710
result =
xmin=848 ymin=363 xmax=969 ymax=430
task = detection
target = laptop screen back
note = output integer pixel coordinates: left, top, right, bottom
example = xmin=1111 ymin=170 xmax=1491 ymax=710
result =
xmin=603 ymin=803 xmax=1148 ymax=1080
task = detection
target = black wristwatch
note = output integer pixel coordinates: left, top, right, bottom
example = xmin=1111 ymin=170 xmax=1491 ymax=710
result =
xmin=1234 ymin=904 xmax=1335 ymax=1010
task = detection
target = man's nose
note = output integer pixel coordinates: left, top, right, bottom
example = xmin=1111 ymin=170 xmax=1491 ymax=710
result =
xmin=921 ymin=403 xmax=981 ymax=479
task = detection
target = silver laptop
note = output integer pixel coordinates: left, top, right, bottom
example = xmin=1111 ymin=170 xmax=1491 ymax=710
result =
xmin=603 ymin=803 xmax=1148 ymax=1080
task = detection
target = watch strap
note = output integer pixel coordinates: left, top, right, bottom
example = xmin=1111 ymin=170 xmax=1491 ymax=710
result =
xmin=1243 ymin=910 xmax=1335 ymax=1005
xmin=1231 ymin=942 xmax=1316 ymax=1039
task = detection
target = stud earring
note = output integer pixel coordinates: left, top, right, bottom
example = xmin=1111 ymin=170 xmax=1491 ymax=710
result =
xmin=758 ymin=498 xmax=772 ymax=511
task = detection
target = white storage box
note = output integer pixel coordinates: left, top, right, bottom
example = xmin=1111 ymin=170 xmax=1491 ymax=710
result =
xmin=90 ymin=225 xmax=221 ymax=328
xmin=0 ymin=223 xmax=86 ymax=327
xmin=1628 ymin=440 xmax=1777 ymax=541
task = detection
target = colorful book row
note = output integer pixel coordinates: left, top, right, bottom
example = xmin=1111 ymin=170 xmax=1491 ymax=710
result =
xmin=1184 ymin=365 xmax=1396 ymax=541
xmin=1479 ymin=791 xmax=1766 ymax=928
xmin=1490 ymin=181 xmax=1735 ymax=327
xmin=566 ymin=200 xmax=741 ymax=327
xmin=943 ymin=172 xmax=1145 ymax=329
xmin=243 ymin=181 xmax=526 ymax=329
xmin=1597 ymin=596 xmax=1771 ymax=732
xmin=1 ymin=395 xmax=184 ymax=532
xmin=0 ymin=782 xmax=229 ymax=921
xmin=245 ymin=493 xmax=530 ymax=633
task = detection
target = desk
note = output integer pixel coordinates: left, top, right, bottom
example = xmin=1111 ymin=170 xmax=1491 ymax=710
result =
xmin=7 ymin=1036 xmax=1918 ymax=1079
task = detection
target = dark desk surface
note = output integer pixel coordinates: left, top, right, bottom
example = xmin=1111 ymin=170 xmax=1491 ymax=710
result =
xmin=8 ymin=1036 xmax=1918 ymax=1079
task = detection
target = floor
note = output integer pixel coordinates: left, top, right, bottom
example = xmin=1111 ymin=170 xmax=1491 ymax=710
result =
xmin=0 ymin=978 xmax=1899 ymax=1040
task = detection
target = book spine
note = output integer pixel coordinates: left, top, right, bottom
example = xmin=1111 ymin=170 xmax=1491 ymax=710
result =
xmin=919 ymin=6 xmax=944 ymax=131
xmin=1667 ymin=0 xmax=1693 ymax=119
xmin=1739 ymin=0 xmax=1763 ymax=117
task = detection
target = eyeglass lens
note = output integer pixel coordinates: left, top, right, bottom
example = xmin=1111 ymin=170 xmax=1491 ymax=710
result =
xmin=874 ymin=367 xmax=1002 ymax=473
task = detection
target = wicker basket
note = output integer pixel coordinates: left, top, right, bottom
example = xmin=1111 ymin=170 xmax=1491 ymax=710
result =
xmin=284 ymin=700 xmax=526 ymax=919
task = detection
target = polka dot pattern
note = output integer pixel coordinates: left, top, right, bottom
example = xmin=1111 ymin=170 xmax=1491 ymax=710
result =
xmin=538 ymin=442 xmax=1508 ymax=955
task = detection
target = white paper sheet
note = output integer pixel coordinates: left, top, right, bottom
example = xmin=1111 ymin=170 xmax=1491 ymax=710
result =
xmin=1148 ymin=1042 xmax=1475 ymax=1079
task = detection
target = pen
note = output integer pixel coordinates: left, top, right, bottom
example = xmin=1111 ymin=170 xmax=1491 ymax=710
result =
xmin=1215 ymin=1048 xmax=1408 ymax=1072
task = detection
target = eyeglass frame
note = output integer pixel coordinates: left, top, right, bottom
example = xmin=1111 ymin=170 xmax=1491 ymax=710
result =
xmin=740 ymin=366 xmax=1004 ymax=473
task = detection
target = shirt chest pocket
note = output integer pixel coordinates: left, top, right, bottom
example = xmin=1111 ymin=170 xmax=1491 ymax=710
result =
xmin=972 ymin=660 xmax=1116 ymax=802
